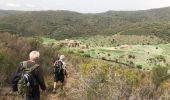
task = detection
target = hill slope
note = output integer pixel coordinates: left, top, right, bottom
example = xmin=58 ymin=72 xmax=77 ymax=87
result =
xmin=0 ymin=7 xmax=170 ymax=40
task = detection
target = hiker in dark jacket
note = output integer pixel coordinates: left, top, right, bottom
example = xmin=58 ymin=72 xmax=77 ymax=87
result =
xmin=12 ymin=51 xmax=46 ymax=100
xmin=52 ymin=55 xmax=68 ymax=93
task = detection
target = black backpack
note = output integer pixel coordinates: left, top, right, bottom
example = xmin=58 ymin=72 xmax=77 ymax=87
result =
xmin=54 ymin=60 xmax=64 ymax=75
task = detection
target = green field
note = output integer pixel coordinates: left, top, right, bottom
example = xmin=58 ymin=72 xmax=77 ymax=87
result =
xmin=42 ymin=37 xmax=170 ymax=69
xmin=41 ymin=37 xmax=60 ymax=45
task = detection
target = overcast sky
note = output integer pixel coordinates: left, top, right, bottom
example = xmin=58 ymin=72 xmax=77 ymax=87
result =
xmin=0 ymin=0 xmax=170 ymax=13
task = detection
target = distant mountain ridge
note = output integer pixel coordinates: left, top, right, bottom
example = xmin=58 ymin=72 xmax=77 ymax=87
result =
xmin=0 ymin=7 xmax=170 ymax=41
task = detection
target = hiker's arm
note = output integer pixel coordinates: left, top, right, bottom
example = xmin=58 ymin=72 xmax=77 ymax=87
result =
xmin=63 ymin=62 xmax=67 ymax=69
xmin=12 ymin=63 xmax=22 ymax=83
xmin=53 ymin=61 xmax=57 ymax=66
xmin=36 ymin=67 xmax=46 ymax=91
xmin=11 ymin=63 xmax=22 ymax=91
xmin=16 ymin=63 xmax=22 ymax=74
xmin=63 ymin=62 xmax=68 ymax=76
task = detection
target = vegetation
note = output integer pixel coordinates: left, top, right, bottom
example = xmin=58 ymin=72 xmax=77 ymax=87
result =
xmin=0 ymin=33 xmax=59 ymax=85
xmin=1 ymin=7 xmax=170 ymax=41
xmin=1 ymin=7 xmax=170 ymax=99
xmin=0 ymin=33 xmax=170 ymax=99
xmin=59 ymin=43 xmax=170 ymax=69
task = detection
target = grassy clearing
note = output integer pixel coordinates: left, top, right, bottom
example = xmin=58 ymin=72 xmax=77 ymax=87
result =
xmin=41 ymin=37 xmax=170 ymax=69
xmin=41 ymin=37 xmax=60 ymax=45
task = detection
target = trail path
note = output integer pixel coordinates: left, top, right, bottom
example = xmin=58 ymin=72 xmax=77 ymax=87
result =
xmin=46 ymin=63 xmax=79 ymax=100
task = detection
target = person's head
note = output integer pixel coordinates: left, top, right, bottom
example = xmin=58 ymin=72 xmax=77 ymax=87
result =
xmin=29 ymin=51 xmax=40 ymax=62
xmin=60 ymin=55 xmax=65 ymax=60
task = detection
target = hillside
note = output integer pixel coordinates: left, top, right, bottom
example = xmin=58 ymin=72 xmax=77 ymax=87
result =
xmin=0 ymin=32 xmax=170 ymax=99
xmin=0 ymin=7 xmax=170 ymax=41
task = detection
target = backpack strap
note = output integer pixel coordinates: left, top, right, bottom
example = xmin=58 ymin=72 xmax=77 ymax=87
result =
xmin=30 ymin=64 xmax=39 ymax=72
xmin=22 ymin=61 xmax=39 ymax=73
xmin=22 ymin=61 xmax=28 ymax=69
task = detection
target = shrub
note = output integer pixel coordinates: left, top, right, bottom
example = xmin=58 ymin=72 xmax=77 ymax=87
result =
xmin=0 ymin=53 xmax=4 ymax=65
xmin=67 ymin=50 xmax=74 ymax=54
xmin=83 ymin=54 xmax=91 ymax=58
xmin=102 ymin=57 xmax=106 ymax=60
xmin=29 ymin=37 xmax=43 ymax=50
xmin=152 ymin=66 xmax=169 ymax=88
xmin=128 ymin=54 xmax=135 ymax=59
xmin=77 ymin=50 xmax=84 ymax=54
xmin=0 ymin=33 xmax=59 ymax=83
xmin=136 ymin=64 xmax=142 ymax=69
xmin=128 ymin=55 xmax=132 ymax=59
xmin=58 ymin=90 xmax=66 ymax=98
xmin=115 ymin=59 xmax=118 ymax=63
xmin=117 ymin=44 xmax=120 ymax=46
xmin=155 ymin=55 xmax=166 ymax=63
xmin=132 ymin=55 xmax=135 ymax=59
xmin=129 ymin=61 xmax=135 ymax=67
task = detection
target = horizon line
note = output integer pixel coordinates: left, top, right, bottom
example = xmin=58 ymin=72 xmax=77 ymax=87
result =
xmin=0 ymin=6 xmax=170 ymax=14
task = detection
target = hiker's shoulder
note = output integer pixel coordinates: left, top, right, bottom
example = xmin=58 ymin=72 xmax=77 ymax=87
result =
xmin=27 ymin=60 xmax=39 ymax=66
xmin=59 ymin=59 xmax=65 ymax=63
xmin=19 ymin=60 xmax=27 ymax=64
xmin=30 ymin=63 xmax=41 ymax=74
xmin=19 ymin=61 xmax=28 ymax=68
xmin=23 ymin=60 xmax=40 ymax=69
xmin=61 ymin=60 xmax=66 ymax=65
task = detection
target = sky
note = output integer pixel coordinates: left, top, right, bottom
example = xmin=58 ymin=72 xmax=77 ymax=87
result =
xmin=0 ymin=0 xmax=170 ymax=13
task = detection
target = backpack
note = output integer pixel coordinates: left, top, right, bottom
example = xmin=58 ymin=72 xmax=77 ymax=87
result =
xmin=17 ymin=61 xmax=39 ymax=97
xmin=54 ymin=60 xmax=64 ymax=75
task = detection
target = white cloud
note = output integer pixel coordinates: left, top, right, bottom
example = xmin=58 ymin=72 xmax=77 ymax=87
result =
xmin=7 ymin=3 xmax=21 ymax=7
xmin=26 ymin=4 xmax=36 ymax=8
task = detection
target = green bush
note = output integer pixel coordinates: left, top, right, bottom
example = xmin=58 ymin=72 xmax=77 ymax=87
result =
xmin=29 ymin=37 xmax=43 ymax=50
xmin=67 ymin=50 xmax=74 ymax=54
xmin=152 ymin=66 xmax=169 ymax=88
xmin=83 ymin=54 xmax=91 ymax=58
xmin=0 ymin=53 xmax=4 ymax=65
xmin=136 ymin=64 xmax=143 ymax=69
xmin=108 ymin=53 xmax=111 ymax=56
xmin=77 ymin=50 xmax=84 ymax=54
xmin=0 ymin=33 xmax=59 ymax=83
xmin=128 ymin=54 xmax=135 ymax=59
xmin=102 ymin=57 xmax=106 ymax=60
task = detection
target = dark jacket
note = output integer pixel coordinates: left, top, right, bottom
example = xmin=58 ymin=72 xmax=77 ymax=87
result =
xmin=12 ymin=60 xmax=46 ymax=100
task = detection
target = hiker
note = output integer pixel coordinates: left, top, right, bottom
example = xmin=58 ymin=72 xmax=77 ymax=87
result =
xmin=12 ymin=51 xmax=46 ymax=100
xmin=53 ymin=55 xmax=68 ymax=93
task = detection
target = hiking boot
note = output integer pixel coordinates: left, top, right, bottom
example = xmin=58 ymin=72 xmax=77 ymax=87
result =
xmin=52 ymin=89 xmax=56 ymax=93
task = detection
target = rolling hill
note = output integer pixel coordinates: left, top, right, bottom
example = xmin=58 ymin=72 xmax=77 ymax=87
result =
xmin=0 ymin=7 xmax=170 ymax=41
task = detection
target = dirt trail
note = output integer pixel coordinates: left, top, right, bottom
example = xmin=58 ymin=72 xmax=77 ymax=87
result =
xmin=0 ymin=63 xmax=80 ymax=100
xmin=46 ymin=63 xmax=79 ymax=100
